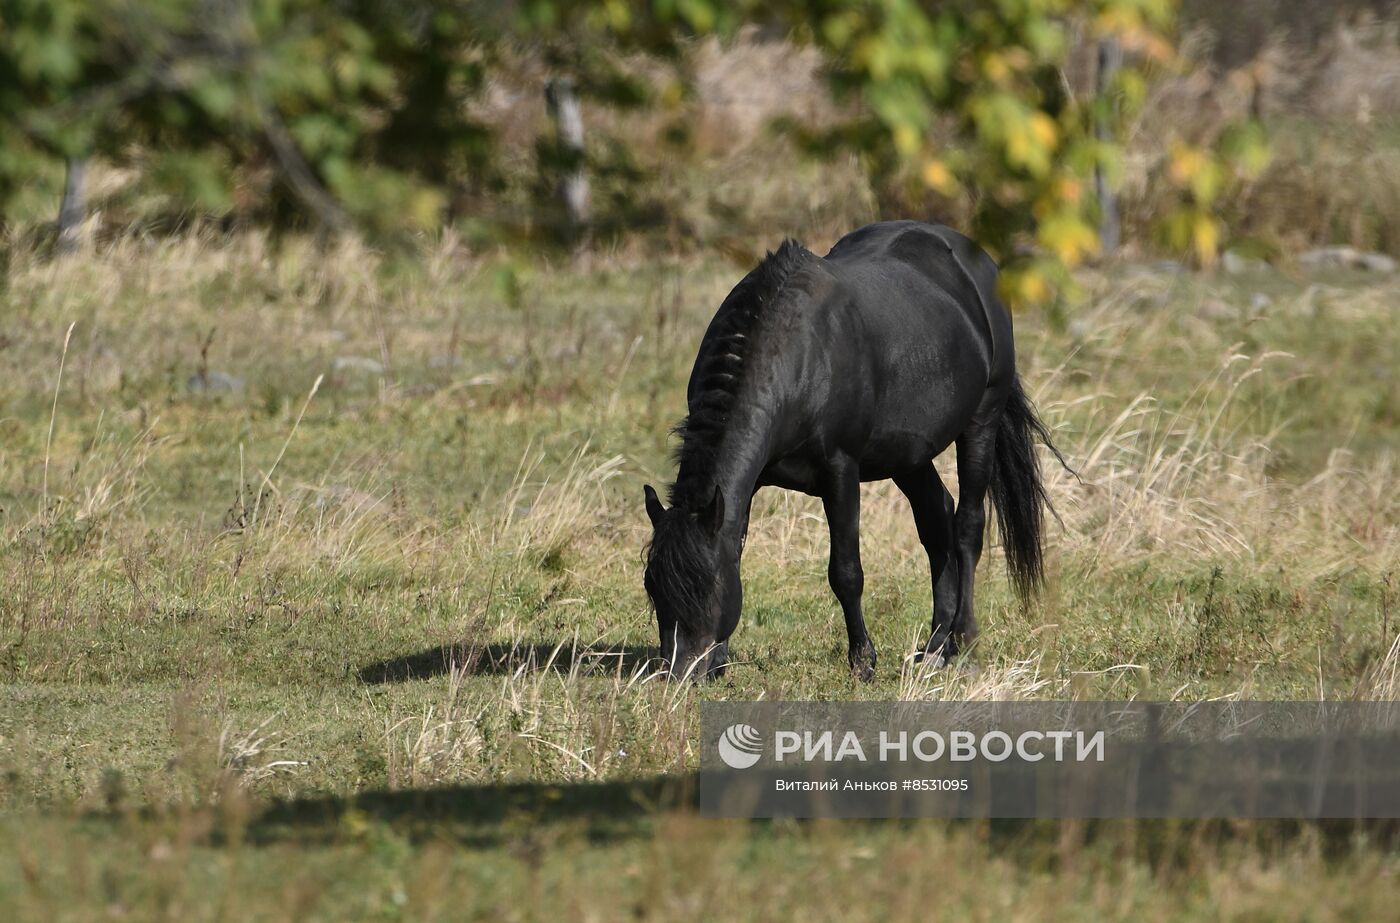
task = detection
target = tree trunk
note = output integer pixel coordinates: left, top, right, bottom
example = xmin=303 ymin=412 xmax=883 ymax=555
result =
xmin=1095 ymin=40 xmax=1123 ymax=258
xmin=545 ymin=78 xmax=591 ymax=239
xmin=57 ymin=156 xmax=88 ymax=255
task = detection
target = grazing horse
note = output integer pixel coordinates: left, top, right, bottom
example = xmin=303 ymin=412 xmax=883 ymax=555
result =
xmin=643 ymin=221 xmax=1064 ymax=680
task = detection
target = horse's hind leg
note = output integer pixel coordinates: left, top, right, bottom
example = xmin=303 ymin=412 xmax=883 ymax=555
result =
xmin=894 ymin=463 xmax=960 ymax=663
xmin=822 ymin=455 xmax=876 ymax=681
xmin=946 ymin=417 xmax=999 ymax=658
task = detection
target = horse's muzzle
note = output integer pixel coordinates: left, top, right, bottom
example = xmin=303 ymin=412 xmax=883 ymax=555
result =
xmin=665 ymin=640 xmax=728 ymax=681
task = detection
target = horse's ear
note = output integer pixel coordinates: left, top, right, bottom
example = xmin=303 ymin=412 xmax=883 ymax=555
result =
xmin=699 ymin=486 xmax=725 ymax=536
xmin=644 ymin=484 xmax=665 ymax=527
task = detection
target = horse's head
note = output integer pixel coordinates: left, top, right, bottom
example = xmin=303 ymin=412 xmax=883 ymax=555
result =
xmin=643 ymin=483 xmax=741 ymax=680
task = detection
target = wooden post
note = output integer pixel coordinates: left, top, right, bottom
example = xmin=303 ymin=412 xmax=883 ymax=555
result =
xmin=57 ymin=156 xmax=87 ymax=254
xmin=0 ymin=216 xmax=10 ymax=293
xmin=1095 ymin=39 xmax=1122 ymax=258
xmin=57 ymin=156 xmax=88 ymax=255
xmin=545 ymin=78 xmax=590 ymax=237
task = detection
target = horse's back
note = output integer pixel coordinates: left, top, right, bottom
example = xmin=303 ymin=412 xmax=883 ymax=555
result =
xmin=736 ymin=222 xmax=1008 ymax=478
xmin=692 ymin=222 xmax=1021 ymax=489
xmin=823 ymin=221 xmax=1014 ymax=391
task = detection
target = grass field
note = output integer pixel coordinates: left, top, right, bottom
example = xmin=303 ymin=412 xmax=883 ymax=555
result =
xmin=1 ymin=234 xmax=1399 ymax=920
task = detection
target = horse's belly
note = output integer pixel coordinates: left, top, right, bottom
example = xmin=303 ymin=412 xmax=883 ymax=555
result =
xmin=855 ymin=429 xmax=956 ymax=480
xmin=759 ymin=456 xmax=824 ymax=495
xmin=855 ymin=369 xmax=984 ymax=476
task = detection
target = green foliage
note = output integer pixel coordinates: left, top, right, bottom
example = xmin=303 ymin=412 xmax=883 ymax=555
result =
xmin=1155 ymin=118 xmax=1272 ymax=266
xmin=0 ymin=0 xmax=115 ymax=209
xmin=0 ymin=1 xmax=500 ymax=234
xmin=0 ymin=0 xmax=1265 ymax=299
xmin=762 ymin=0 xmax=1178 ymax=304
xmin=465 ymin=0 xmax=1267 ymax=303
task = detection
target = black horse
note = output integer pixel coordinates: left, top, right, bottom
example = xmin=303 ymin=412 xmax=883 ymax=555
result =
xmin=644 ymin=221 xmax=1064 ymax=680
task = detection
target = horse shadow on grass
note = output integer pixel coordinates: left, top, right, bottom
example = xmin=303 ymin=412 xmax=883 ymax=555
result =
xmin=241 ymin=775 xmax=1399 ymax=857
xmin=246 ymin=773 xmax=698 ymax=848
xmin=357 ymin=641 xmax=660 ymax=684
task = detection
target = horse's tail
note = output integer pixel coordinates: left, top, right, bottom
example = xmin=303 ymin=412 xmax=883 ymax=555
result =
xmin=989 ymin=375 xmax=1070 ymax=601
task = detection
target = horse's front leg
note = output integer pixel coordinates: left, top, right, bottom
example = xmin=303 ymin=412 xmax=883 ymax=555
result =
xmin=822 ymin=456 xmax=876 ymax=680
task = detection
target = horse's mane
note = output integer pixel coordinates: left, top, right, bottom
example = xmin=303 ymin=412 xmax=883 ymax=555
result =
xmin=668 ymin=239 xmax=812 ymax=508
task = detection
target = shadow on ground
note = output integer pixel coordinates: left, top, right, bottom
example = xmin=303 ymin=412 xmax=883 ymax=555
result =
xmin=248 ymin=773 xmax=697 ymax=847
xmin=357 ymin=641 xmax=659 ymax=684
xmin=241 ymin=774 xmax=1399 ymax=858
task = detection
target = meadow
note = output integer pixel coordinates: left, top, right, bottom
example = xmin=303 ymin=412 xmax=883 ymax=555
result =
xmin=1 ymin=233 xmax=1398 ymax=920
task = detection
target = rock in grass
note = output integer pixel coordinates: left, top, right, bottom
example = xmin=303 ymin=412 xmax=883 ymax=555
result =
xmin=1360 ymin=252 xmax=1399 ymax=273
xmin=1298 ymin=246 xmax=1398 ymax=273
xmin=331 ymin=356 xmax=386 ymax=375
xmin=1223 ymin=251 xmax=1270 ymax=275
xmin=428 ymin=354 xmax=463 ymax=370
xmin=187 ymin=370 xmax=245 ymax=394
xmin=1195 ymin=298 xmax=1235 ymax=321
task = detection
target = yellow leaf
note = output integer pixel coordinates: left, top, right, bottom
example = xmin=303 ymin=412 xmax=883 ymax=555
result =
xmin=1192 ymin=212 xmax=1221 ymax=267
xmin=1168 ymin=142 xmax=1207 ymax=187
xmin=921 ymin=159 xmax=958 ymax=195
xmin=893 ymin=123 xmax=920 ymax=157
xmin=1040 ymin=214 xmax=1100 ymax=266
xmin=1030 ymin=113 xmax=1058 ymax=149
xmin=856 ymin=36 xmax=890 ymax=80
xmin=983 ymin=52 xmax=1010 ymax=85
xmin=1001 ymin=267 xmax=1051 ymax=310
xmin=1056 ymin=176 xmax=1083 ymax=205
xmin=1190 ymin=160 xmax=1224 ymax=206
xmin=1023 ymin=272 xmax=1050 ymax=303
xmin=1004 ymin=114 xmax=1052 ymax=177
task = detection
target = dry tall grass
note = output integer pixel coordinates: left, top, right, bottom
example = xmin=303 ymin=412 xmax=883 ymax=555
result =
xmin=0 ymin=230 xmax=1396 ymax=840
xmin=2 ymin=231 xmax=1399 ymax=922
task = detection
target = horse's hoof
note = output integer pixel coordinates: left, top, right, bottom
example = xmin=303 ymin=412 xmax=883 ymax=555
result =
xmin=848 ymin=643 xmax=877 ymax=682
xmin=910 ymin=649 xmax=950 ymax=671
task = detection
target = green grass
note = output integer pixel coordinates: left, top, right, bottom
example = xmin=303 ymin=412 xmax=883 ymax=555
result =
xmin=1 ymin=234 xmax=1398 ymax=919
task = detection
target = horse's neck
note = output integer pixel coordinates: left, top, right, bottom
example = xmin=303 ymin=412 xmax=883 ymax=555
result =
xmin=675 ymin=407 xmax=771 ymax=541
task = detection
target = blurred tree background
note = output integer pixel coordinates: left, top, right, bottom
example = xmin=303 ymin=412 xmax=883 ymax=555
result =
xmin=6 ymin=0 xmax=1398 ymax=303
